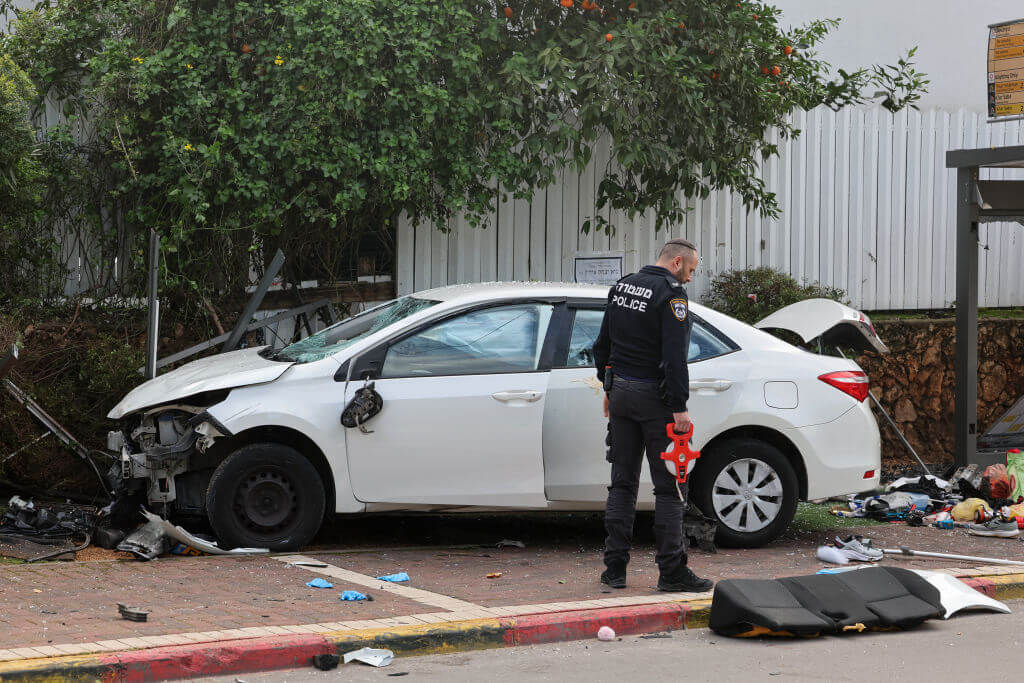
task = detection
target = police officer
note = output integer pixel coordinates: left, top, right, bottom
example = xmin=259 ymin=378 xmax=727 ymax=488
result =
xmin=592 ymin=239 xmax=714 ymax=593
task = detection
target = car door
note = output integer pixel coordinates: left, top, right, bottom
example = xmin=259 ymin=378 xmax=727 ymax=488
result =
xmin=343 ymin=301 xmax=558 ymax=507
xmin=542 ymin=305 xmax=745 ymax=503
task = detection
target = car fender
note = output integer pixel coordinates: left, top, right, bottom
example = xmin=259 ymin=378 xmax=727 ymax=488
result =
xmin=205 ymin=382 xmax=365 ymax=513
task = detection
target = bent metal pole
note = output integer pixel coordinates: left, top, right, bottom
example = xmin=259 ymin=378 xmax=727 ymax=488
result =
xmin=883 ymin=545 xmax=1024 ymax=567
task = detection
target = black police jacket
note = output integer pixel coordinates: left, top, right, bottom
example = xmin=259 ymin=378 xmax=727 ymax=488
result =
xmin=592 ymin=265 xmax=692 ymax=412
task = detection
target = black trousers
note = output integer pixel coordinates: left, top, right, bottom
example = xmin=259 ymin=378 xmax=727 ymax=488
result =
xmin=603 ymin=377 xmax=688 ymax=575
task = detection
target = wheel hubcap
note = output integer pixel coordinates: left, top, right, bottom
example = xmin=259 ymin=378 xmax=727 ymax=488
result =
xmin=235 ymin=469 xmax=298 ymax=533
xmin=711 ymin=458 xmax=784 ymax=532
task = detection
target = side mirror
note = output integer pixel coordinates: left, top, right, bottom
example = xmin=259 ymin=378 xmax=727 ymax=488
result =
xmin=361 ymin=361 xmax=381 ymax=380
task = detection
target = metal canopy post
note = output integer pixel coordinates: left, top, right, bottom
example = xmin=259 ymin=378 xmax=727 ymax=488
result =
xmin=144 ymin=229 xmax=160 ymax=379
xmin=222 ymin=248 xmax=286 ymax=353
xmin=953 ymin=167 xmax=979 ymax=467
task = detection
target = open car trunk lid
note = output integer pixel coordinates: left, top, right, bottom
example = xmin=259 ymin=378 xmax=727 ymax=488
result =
xmin=754 ymin=299 xmax=889 ymax=354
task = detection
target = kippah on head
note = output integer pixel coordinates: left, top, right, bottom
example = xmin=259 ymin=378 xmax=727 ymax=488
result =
xmin=658 ymin=238 xmax=698 ymax=261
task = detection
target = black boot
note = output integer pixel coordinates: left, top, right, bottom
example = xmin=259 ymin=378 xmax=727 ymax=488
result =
xmin=657 ymin=565 xmax=713 ymax=593
xmin=600 ymin=562 xmax=627 ymax=589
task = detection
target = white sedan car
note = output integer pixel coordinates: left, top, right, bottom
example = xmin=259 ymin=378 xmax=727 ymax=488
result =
xmin=108 ymin=282 xmax=883 ymax=550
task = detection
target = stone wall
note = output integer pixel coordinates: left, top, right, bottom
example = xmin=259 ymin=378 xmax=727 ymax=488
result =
xmin=855 ymin=319 xmax=1024 ymax=464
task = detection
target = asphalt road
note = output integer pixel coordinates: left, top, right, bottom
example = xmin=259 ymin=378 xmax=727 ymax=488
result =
xmin=209 ymin=599 xmax=1021 ymax=682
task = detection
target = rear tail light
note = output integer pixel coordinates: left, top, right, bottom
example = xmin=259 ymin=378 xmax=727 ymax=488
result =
xmin=818 ymin=370 xmax=870 ymax=402
xmin=863 ymin=469 xmax=875 ymax=479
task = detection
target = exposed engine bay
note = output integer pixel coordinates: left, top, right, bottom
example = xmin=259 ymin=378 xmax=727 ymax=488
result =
xmin=106 ymin=392 xmax=232 ymax=516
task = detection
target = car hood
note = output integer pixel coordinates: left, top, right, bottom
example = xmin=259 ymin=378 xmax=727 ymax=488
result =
xmin=754 ymin=299 xmax=889 ymax=354
xmin=107 ymin=347 xmax=293 ymax=420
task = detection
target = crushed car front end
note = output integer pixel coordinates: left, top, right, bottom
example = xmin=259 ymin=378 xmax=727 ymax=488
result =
xmin=106 ymin=393 xmax=234 ymax=516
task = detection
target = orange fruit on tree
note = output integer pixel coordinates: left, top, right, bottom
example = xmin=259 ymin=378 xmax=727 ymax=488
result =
xmin=628 ymin=1 xmax=635 ymax=8
xmin=605 ymin=32 xmax=613 ymax=42
xmin=711 ymin=71 xmax=719 ymax=80
xmin=761 ymin=65 xmax=769 ymax=75
xmin=504 ymin=6 xmax=513 ymax=18
xmin=678 ymin=22 xmax=684 ymax=29
xmin=561 ymin=0 xmax=572 ymax=7
xmin=753 ymin=13 xmax=758 ymax=19
xmin=241 ymin=44 xmax=252 ymax=53
xmin=771 ymin=65 xmax=781 ymax=76
xmin=783 ymin=45 xmax=793 ymax=55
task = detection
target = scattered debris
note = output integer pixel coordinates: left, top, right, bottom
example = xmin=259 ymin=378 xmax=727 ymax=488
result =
xmin=289 ymin=561 xmax=328 ymax=568
xmin=882 ymin=545 xmax=1024 ymax=566
xmin=377 ymin=572 xmax=410 ymax=583
xmin=0 ymin=497 xmax=96 ymax=546
xmin=141 ymin=510 xmax=268 ymax=556
xmin=495 ymin=539 xmax=526 ymax=549
xmin=597 ymin=626 xmax=616 ymax=641
xmin=684 ymin=506 xmax=718 ymax=553
xmin=913 ymin=570 xmax=1012 ymax=618
xmin=639 ymin=633 xmax=672 ymax=639
xmin=7 ymin=495 xmax=32 ymax=511
xmin=816 ymin=545 xmax=849 ymax=565
xmin=486 ymin=572 xmax=502 ymax=579
xmin=116 ymin=519 xmax=168 ymax=561
xmin=311 ymin=653 xmax=340 ymax=671
xmin=93 ymin=527 xmax=126 ymax=549
xmin=343 ymin=647 xmax=394 ymax=667
xmin=117 ymin=603 xmax=149 ymax=622
xmin=340 ymin=590 xmax=368 ymax=601
xmin=387 ymin=673 xmax=410 ymax=678
xmin=27 ymin=532 xmax=92 ymax=562
xmin=710 ymin=567 xmax=945 ymax=638
xmin=1 ymin=346 xmax=115 ymax=498
xmin=952 ymin=498 xmax=991 ymax=522
xmin=306 ymin=578 xmax=333 ymax=589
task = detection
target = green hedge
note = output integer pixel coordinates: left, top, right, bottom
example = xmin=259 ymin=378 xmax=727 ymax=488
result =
xmin=702 ymin=266 xmax=847 ymax=325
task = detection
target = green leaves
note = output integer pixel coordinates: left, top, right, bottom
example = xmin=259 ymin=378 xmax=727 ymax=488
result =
xmin=0 ymin=0 xmax=928 ymax=306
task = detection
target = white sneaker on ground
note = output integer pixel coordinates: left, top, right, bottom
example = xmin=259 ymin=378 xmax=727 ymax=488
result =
xmin=833 ymin=535 xmax=883 ymax=562
xmin=967 ymin=519 xmax=1019 ymax=538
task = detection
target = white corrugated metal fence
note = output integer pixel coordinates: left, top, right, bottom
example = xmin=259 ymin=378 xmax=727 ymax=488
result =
xmin=397 ymin=105 xmax=1024 ymax=310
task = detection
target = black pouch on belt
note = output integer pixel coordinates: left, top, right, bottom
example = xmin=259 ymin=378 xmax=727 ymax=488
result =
xmin=602 ymin=366 xmax=614 ymax=392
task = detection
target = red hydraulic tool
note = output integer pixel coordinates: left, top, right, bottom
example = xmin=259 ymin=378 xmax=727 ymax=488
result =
xmin=660 ymin=423 xmax=701 ymax=483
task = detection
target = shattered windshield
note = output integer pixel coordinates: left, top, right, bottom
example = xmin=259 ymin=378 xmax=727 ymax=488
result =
xmin=270 ymin=296 xmax=439 ymax=364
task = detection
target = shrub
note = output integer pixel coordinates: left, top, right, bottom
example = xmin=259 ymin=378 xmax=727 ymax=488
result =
xmin=702 ymin=266 xmax=848 ymax=325
xmin=0 ymin=53 xmax=57 ymax=304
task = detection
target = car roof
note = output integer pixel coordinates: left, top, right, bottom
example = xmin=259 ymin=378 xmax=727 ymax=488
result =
xmin=411 ymin=281 xmax=611 ymax=303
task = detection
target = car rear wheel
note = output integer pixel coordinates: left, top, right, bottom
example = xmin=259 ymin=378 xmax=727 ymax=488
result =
xmin=692 ymin=437 xmax=798 ymax=548
xmin=206 ymin=443 xmax=325 ymax=551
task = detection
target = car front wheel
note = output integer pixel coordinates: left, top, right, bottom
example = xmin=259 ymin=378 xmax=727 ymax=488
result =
xmin=206 ymin=443 xmax=325 ymax=551
xmin=692 ymin=437 xmax=798 ymax=548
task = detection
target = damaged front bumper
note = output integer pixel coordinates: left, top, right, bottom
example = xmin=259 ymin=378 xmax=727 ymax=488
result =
xmin=108 ymin=408 xmax=233 ymax=511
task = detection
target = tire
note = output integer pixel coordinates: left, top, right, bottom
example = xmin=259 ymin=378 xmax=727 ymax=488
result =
xmin=206 ymin=443 xmax=325 ymax=551
xmin=691 ymin=437 xmax=798 ymax=548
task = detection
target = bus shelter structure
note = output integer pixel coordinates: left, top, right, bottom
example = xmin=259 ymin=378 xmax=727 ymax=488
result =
xmin=945 ymin=145 xmax=1024 ymax=466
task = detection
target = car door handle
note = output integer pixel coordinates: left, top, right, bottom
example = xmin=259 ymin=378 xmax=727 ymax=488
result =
xmin=689 ymin=379 xmax=733 ymax=392
xmin=492 ymin=390 xmax=543 ymax=403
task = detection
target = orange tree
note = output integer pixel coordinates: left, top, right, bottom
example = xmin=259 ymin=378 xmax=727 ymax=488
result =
xmin=0 ymin=0 xmax=925 ymax=302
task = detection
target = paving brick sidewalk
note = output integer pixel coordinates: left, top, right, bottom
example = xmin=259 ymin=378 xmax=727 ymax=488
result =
xmin=1 ymin=521 xmax=1021 ymax=656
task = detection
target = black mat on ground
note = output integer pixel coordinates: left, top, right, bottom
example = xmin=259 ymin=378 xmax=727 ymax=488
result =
xmin=709 ymin=566 xmax=943 ymax=637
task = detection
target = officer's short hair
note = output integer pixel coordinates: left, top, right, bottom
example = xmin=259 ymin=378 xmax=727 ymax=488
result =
xmin=659 ymin=238 xmax=698 ymax=262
